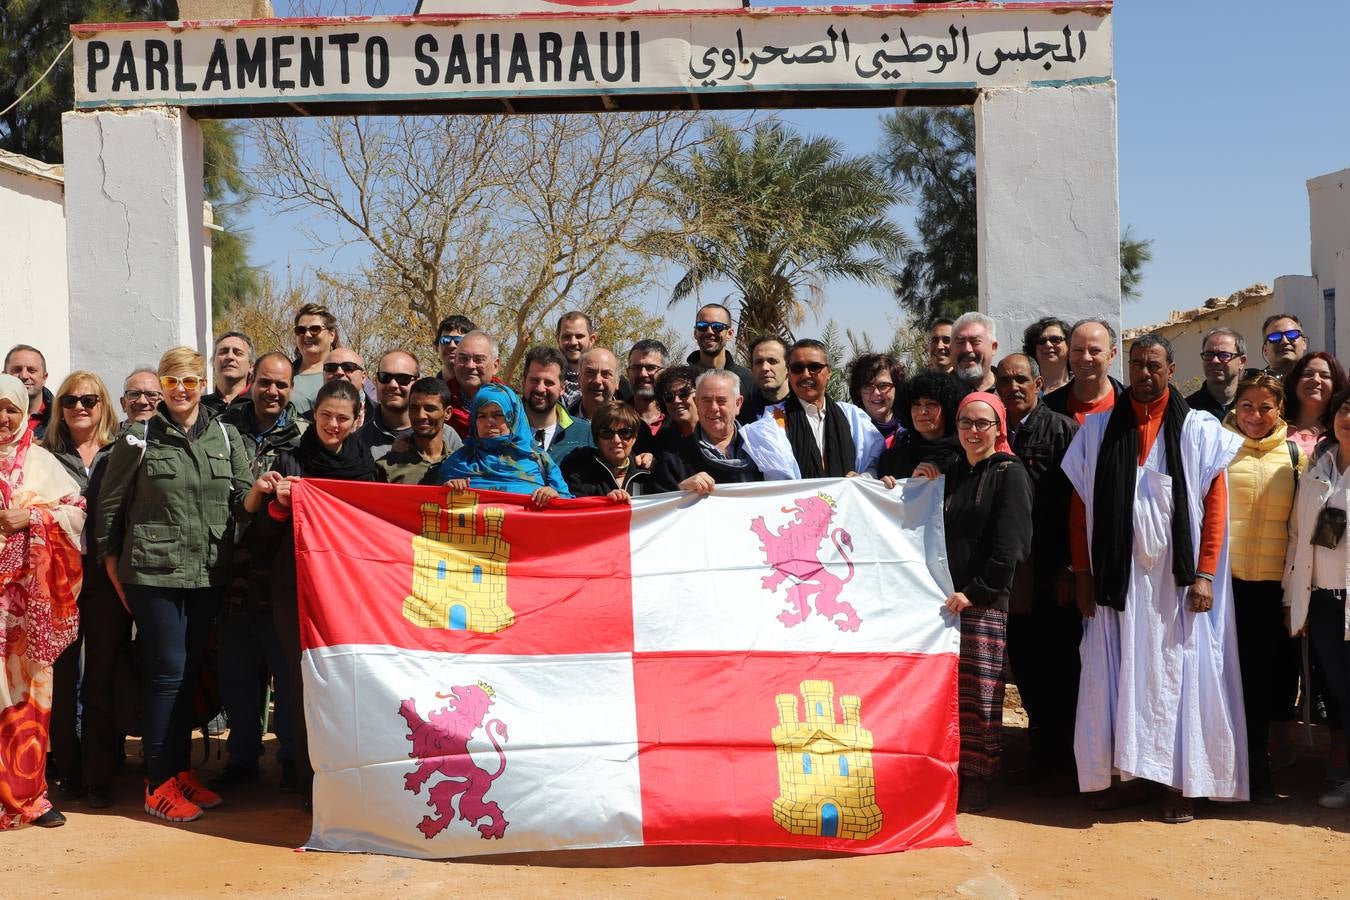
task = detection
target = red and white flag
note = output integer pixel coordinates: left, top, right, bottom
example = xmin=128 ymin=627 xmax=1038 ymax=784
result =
xmin=293 ymin=477 xmax=962 ymax=859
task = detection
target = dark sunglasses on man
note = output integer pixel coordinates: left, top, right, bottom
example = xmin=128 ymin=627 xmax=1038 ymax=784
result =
xmin=60 ymin=394 xmax=100 ymax=409
xmin=436 ymin=334 xmax=463 ymax=347
xmin=789 ymin=362 xmax=828 ymax=375
xmin=1265 ymin=329 xmax=1304 ymax=344
xmin=694 ymin=321 xmax=730 ymax=333
xmin=123 ymin=390 xmax=161 ymax=404
xmin=376 ymin=371 xmax=416 ymax=387
xmin=323 ymin=361 xmax=364 ymax=374
xmin=294 ymin=324 xmax=329 ymax=337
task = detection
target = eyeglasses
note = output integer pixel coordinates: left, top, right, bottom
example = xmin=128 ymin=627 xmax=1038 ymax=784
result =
xmin=694 ymin=321 xmax=730 ymax=333
xmin=376 ymin=371 xmax=416 ymax=387
xmin=788 ymin=362 xmax=828 ymax=376
xmin=862 ymin=382 xmax=895 ymax=395
xmin=323 ymin=361 xmax=364 ymax=374
xmin=123 ymin=390 xmax=161 ymax=404
xmin=294 ymin=324 xmax=329 ymax=337
xmin=1200 ymin=350 xmax=1240 ymax=363
xmin=454 ymin=354 xmax=491 ymax=367
xmin=1265 ymin=329 xmax=1304 ymax=344
xmin=436 ymin=334 xmax=462 ymax=347
xmin=628 ymin=363 xmax=663 ymax=374
xmin=956 ymin=417 xmax=998 ymax=432
xmin=1035 ymin=335 xmax=1066 ymax=346
xmin=596 ymin=427 xmax=637 ymax=440
xmin=661 ymin=387 xmax=694 ymax=404
xmin=60 ymin=394 xmax=100 ymax=409
xmin=160 ymin=375 xmax=204 ymax=392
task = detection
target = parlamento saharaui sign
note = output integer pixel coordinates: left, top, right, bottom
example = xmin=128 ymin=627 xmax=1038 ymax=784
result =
xmin=72 ymin=3 xmax=1112 ymax=112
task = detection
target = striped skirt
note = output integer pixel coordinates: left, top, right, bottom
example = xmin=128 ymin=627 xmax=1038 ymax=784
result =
xmin=959 ymin=606 xmax=1009 ymax=778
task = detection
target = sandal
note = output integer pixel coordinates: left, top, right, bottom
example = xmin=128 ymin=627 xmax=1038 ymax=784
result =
xmin=1162 ymin=793 xmax=1194 ymax=824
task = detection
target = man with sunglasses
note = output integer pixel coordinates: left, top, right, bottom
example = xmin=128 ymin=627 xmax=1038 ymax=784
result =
xmin=215 ymin=351 xmax=308 ymax=791
xmin=120 ymin=368 xmax=162 ymax=424
xmin=1259 ymin=313 xmax=1308 ymax=380
xmin=322 ymin=347 xmax=378 ymax=426
xmin=1186 ymin=327 xmax=1252 ymax=421
xmin=740 ymin=339 xmax=885 ymax=480
xmin=202 ymin=332 xmax=255 ymax=418
xmin=434 ymin=314 xmax=477 ymax=385
xmin=520 ymin=346 xmax=592 ymax=464
xmin=684 ymin=303 xmax=755 ymax=405
xmin=359 ymin=350 xmax=420 ymax=461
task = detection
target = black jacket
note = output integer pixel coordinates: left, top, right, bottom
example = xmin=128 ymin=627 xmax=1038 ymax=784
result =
xmin=652 ymin=429 xmax=763 ymax=492
xmin=1043 ymin=376 xmax=1125 ymax=418
xmin=560 ymin=446 xmax=656 ymax=498
xmin=942 ymin=452 xmax=1034 ymax=611
xmin=1009 ymin=403 xmax=1079 ymax=594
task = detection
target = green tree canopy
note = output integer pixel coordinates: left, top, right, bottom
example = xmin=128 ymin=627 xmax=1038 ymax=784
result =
xmin=645 ymin=120 xmax=910 ymax=352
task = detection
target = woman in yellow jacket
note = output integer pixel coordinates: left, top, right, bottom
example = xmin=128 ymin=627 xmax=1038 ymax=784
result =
xmin=1226 ymin=374 xmax=1304 ymax=803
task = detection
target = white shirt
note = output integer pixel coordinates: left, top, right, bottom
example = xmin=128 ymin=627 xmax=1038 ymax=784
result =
xmin=536 ymin=422 xmax=558 ymax=451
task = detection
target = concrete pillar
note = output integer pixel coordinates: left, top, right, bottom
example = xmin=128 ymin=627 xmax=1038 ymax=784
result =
xmin=975 ymin=83 xmax=1121 ymax=364
xmin=61 ymin=107 xmax=210 ymax=395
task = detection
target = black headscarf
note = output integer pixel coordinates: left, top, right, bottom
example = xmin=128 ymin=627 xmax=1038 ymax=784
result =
xmin=293 ymin=426 xmax=377 ymax=482
xmin=1090 ymin=388 xmax=1195 ymax=610
xmin=783 ymin=393 xmax=856 ymax=478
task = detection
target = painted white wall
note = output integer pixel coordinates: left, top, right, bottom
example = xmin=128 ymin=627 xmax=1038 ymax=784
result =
xmin=1333 ymin=251 xmax=1349 ymax=358
xmin=1271 ymin=274 xmax=1324 ymax=350
xmin=0 ymin=154 xmax=72 ymax=382
xmin=61 ymin=107 xmax=212 ymax=399
xmin=1309 ymin=168 xmax=1350 ymax=291
xmin=974 ymin=82 xmax=1121 ymax=370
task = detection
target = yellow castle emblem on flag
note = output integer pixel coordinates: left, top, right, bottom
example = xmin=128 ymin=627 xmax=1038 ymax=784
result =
xmin=403 ymin=488 xmax=513 ymax=633
xmin=771 ymin=680 xmax=882 ymax=840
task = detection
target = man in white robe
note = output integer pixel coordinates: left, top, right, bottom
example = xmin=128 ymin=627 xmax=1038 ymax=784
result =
xmin=1062 ymin=334 xmax=1247 ymax=822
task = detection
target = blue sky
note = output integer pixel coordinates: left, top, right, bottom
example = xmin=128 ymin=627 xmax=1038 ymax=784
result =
xmin=239 ymin=1 xmax=1350 ymax=347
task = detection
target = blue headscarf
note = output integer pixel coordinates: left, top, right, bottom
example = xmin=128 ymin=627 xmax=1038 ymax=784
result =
xmin=437 ymin=383 xmax=572 ymax=497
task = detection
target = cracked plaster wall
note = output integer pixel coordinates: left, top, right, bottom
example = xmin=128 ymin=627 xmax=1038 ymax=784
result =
xmin=61 ymin=107 xmax=210 ymax=396
xmin=975 ymin=82 xmax=1120 ymax=366
xmin=0 ymin=164 xmax=71 ymax=378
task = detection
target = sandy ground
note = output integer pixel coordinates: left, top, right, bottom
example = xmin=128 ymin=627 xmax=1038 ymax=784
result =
xmin=5 ymin=714 xmax=1348 ymax=899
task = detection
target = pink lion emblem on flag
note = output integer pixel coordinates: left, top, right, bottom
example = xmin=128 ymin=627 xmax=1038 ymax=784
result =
xmin=398 ymin=682 xmax=510 ymax=840
xmin=749 ymin=492 xmax=859 ymax=632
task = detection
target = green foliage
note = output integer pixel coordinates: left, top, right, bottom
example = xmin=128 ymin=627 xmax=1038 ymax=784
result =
xmin=645 ymin=120 xmax=910 ymax=354
xmin=876 ymin=107 xmax=977 ymax=324
xmin=1120 ymin=225 xmax=1154 ymax=303
xmin=0 ymin=1 xmax=177 ymax=162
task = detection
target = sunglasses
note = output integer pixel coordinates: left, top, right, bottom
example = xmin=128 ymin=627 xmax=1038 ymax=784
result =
xmin=1200 ymin=350 xmax=1239 ymax=363
xmin=160 ymin=375 xmax=204 ymax=392
xmin=788 ymin=362 xmax=828 ymax=376
xmin=60 ymin=394 xmax=100 ymax=410
xmin=436 ymin=334 xmax=463 ymax=347
xmin=294 ymin=324 xmax=329 ymax=337
xmin=376 ymin=371 xmax=416 ymax=387
xmin=123 ymin=390 xmax=162 ymax=403
xmin=662 ymin=387 xmax=694 ymax=404
xmin=694 ymin=321 xmax=730 ymax=333
xmin=1035 ymin=335 xmax=1066 ymax=346
xmin=1265 ymin=329 xmax=1304 ymax=344
xmin=597 ymin=427 xmax=637 ymax=440
xmin=323 ymin=361 xmax=364 ymax=374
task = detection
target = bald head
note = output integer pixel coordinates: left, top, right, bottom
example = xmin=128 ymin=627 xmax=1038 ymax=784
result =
xmin=579 ymin=347 xmax=619 ymax=418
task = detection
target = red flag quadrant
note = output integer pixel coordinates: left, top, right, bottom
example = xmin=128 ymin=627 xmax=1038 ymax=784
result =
xmin=292 ymin=477 xmax=962 ymax=859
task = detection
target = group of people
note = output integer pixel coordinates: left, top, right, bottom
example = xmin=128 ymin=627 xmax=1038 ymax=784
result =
xmin=1 ymin=301 xmax=1347 ymax=833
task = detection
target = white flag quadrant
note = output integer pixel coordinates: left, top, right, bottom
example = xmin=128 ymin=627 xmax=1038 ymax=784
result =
xmin=302 ymin=647 xmax=643 ymax=859
xmin=629 ymin=477 xmax=957 ymax=654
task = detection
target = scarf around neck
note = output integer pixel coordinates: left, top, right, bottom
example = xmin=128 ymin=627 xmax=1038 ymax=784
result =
xmin=440 ymin=383 xmax=564 ymax=495
xmin=1090 ymin=387 xmax=1195 ymax=610
xmin=294 ymin=422 xmax=376 ymax=481
xmin=783 ymin=392 xmax=855 ymax=478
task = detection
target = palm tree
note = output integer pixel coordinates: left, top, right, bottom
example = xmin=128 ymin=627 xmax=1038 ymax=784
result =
xmin=645 ymin=121 xmax=910 ymax=352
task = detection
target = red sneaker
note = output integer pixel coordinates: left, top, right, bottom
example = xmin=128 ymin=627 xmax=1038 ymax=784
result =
xmin=144 ymin=778 xmax=203 ymax=823
xmin=175 ymin=770 xmax=223 ymax=809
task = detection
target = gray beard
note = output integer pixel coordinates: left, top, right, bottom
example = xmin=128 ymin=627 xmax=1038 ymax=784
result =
xmin=957 ymin=362 xmax=985 ymax=386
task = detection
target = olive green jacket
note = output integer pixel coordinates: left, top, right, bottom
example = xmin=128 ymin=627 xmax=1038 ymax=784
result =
xmin=95 ymin=409 xmax=254 ymax=589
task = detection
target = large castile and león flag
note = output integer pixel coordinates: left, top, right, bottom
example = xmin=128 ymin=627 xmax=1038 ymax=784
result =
xmin=292 ymin=476 xmax=963 ymax=858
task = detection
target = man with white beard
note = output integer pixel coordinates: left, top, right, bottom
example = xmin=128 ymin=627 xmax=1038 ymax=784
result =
xmin=951 ymin=312 xmax=999 ymax=393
